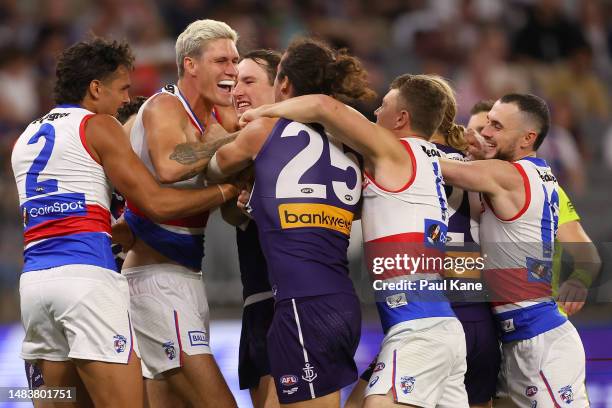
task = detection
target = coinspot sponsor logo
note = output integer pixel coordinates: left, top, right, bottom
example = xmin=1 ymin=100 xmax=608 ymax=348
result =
xmin=278 ymin=203 xmax=353 ymax=235
xmin=22 ymin=192 xmax=87 ymax=227
xmin=29 ymin=200 xmax=85 ymax=218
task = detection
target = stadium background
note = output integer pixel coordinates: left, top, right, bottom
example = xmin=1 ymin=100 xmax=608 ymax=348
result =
xmin=0 ymin=0 xmax=611 ymax=406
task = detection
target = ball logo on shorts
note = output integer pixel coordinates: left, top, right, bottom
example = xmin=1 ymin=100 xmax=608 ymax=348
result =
xmin=163 ymin=341 xmax=176 ymax=360
xmin=280 ymin=375 xmax=298 ymax=387
xmin=558 ymin=385 xmax=574 ymax=404
xmin=526 ymin=386 xmax=538 ymax=397
xmin=400 ymin=376 xmax=415 ymax=394
xmin=113 ymin=335 xmax=127 ymax=353
xmin=374 ymin=362 xmax=385 ymax=373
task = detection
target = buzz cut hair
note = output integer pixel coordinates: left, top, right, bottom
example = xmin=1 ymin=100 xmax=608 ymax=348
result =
xmin=175 ymin=19 xmax=238 ymax=77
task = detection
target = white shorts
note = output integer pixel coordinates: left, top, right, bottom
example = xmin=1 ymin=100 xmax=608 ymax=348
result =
xmin=123 ymin=264 xmax=211 ymax=379
xmin=497 ymin=321 xmax=589 ymax=407
xmin=20 ymin=264 xmax=138 ymax=364
xmin=365 ymin=317 xmax=469 ymax=408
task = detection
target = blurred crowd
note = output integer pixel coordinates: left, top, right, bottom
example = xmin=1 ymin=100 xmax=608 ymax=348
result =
xmin=0 ymin=0 xmax=611 ymax=319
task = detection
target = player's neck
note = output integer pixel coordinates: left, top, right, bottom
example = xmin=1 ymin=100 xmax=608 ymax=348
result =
xmin=429 ymin=133 xmax=446 ymax=145
xmin=177 ymin=79 xmax=213 ymax=121
xmin=512 ymin=151 xmax=537 ymax=162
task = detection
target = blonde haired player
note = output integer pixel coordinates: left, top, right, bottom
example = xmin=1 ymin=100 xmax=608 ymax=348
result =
xmin=121 ymin=19 xmax=239 ymax=407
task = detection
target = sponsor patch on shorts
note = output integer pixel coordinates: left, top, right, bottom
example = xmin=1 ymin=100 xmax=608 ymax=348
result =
xmin=188 ymin=330 xmax=209 ymax=346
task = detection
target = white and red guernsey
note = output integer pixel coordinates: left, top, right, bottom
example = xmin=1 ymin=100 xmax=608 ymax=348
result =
xmin=362 ymin=137 xmax=455 ymax=333
xmin=12 ymin=105 xmax=115 ymax=272
xmin=124 ymin=84 xmax=214 ymax=271
xmin=480 ymin=156 xmax=565 ymax=342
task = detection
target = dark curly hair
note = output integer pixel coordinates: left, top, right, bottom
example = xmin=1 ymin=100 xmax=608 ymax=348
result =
xmin=116 ymin=96 xmax=147 ymax=124
xmin=54 ymin=38 xmax=134 ymax=105
xmin=278 ymin=37 xmax=376 ymax=103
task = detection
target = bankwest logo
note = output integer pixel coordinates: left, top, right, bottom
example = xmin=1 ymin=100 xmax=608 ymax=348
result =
xmin=279 ymin=203 xmax=353 ymax=235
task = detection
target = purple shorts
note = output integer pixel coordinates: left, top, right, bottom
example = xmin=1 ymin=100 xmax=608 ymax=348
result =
xmin=456 ymin=303 xmax=500 ymax=404
xmin=239 ymin=297 xmax=274 ymax=390
xmin=268 ymin=293 xmax=361 ymax=404
xmin=25 ymin=362 xmax=44 ymax=389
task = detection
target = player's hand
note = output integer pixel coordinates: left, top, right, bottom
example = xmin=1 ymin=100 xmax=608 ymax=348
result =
xmin=111 ymin=216 xmax=135 ymax=251
xmin=239 ymin=105 xmax=269 ymax=128
xmin=203 ymin=123 xmax=229 ymax=144
xmin=557 ymin=278 xmax=588 ymax=316
xmin=465 ymin=128 xmax=489 ymax=161
xmin=236 ymin=189 xmax=252 ymax=218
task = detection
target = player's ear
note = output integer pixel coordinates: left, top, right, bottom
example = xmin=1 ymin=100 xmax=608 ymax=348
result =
xmin=89 ymin=79 xmax=102 ymax=101
xmin=183 ymin=56 xmax=197 ymax=77
xmin=522 ymin=129 xmax=538 ymax=149
xmin=280 ymin=76 xmax=291 ymax=97
xmin=396 ymin=109 xmax=410 ymax=130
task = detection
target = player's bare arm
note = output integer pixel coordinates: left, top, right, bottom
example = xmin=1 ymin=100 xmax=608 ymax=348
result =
xmin=207 ymin=117 xmax=276 ymax=181
xmin=440 ymin=157 xmax=526 ymax=220
xmin=556 ymin=220 xmax=602 ymax=315
xmin=243 ymin=94 xmax=411 ymax=190
xmin=143 ymin=93 xmax=212 ymax=183
xmin=85 ymin=114 xmax=237 ymax=222
xmin=170 ymin=130 xmax=239 ymax=165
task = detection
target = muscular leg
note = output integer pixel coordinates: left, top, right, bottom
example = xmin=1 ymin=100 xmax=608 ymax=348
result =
xmin=144 ymin=378 xmax=186 ymax=408
xmin=344 ymin=379 xmax=367 ymax=408
xmin=250 ymin=375 xmax=280 ymax=408
xmin=281 ymin=390 xmax=340 ymax=408
xmin=363 ymin=391 xmax=420 ymax=408
xmin=74 ymin=350 xmax=143 ymax=408
xmin=163 ymin=352 xmax=237 ymax=408
xmin=37 ymin=360 xmax=93 ymax=408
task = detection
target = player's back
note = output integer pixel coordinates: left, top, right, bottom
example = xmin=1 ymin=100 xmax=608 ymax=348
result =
xmin=249 ymin=118 xmax=361 ymax=302
xmin=11 ymin=105 xmax=113 ymax=272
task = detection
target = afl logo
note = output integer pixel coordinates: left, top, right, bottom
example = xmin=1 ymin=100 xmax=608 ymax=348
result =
xmin=280 ymin=375 xmax=298 ymax=387
xmin=301 ymin=187 xmax=314 ymax=194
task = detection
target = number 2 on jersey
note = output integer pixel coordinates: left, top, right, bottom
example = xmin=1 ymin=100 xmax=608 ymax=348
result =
xmin=26 ymin=123 xmax=58 ymax=198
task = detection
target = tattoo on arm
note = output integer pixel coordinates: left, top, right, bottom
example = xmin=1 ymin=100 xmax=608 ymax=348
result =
xmin=169 ymin=132 xmax=239 ymax=165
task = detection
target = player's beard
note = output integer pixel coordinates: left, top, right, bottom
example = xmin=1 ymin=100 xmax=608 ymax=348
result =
xmin=492 ymin=140 xmax=518 ymax=162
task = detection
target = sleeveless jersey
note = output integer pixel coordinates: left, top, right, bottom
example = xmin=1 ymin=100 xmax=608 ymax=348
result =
xmin=12 ymin=105 xmax=114 ymax=272
xmin=124 ymin=84 xmax=209 ymax=271
xmin=248 ymin=118 xmax=361 ymax=301
xmin=480 ymin=157 xmax=566 ymax=342
xmin=362 ymin=137 xmax=454 ymax=333
xmin=435 ymin=144 xmax=490 ymax=320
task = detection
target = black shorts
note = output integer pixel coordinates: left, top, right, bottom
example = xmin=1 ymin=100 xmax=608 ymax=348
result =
xmin=239 ymin=297 xmax=274 ymax=390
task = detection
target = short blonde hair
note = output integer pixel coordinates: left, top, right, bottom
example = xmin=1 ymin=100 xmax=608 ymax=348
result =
xmin=176 ymin=19 xmax=238 ymax=77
